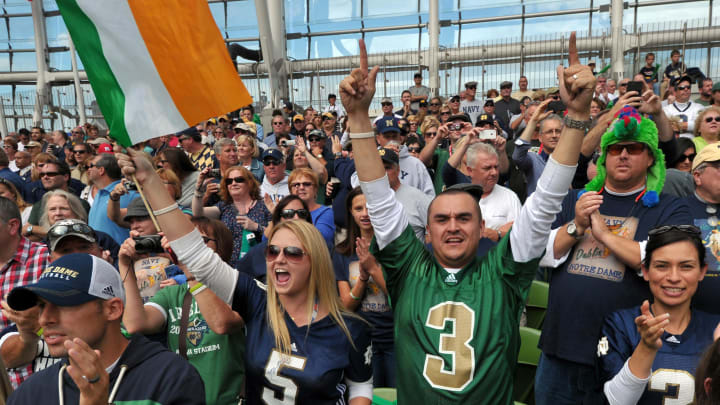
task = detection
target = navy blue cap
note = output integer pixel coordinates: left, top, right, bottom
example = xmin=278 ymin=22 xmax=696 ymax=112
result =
xmin=177 ymin=126 xmax=202 ymax=142
xmin=8 ymin=253 xmax=125 ymax=311
xmin=262 ymin=148 xmax=284 ymax=163
xmin=376 ymin=117 xmax=401 ymax=134
xmin=378 ymin=147 xmax=399 ymax=165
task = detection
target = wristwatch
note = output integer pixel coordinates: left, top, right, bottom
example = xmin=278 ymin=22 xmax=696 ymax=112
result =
xmin=24 ymin=225 xmax=33 ymax=236
xmin=566 ymin=221 xmax=583 ymax=239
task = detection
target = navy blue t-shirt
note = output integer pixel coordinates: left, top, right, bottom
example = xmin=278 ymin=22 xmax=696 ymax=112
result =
xmin=540 ymin=189 xmax=692 ymax=365
xmin=332 ymin=251 xmax=394 ymax=347
xmin=233 ymin=272 xmax=372 ymax=404
xmin=598 ymin=306 xmax=720 ymax=404
xmin=236 ymin=240 xmax=268 ymax=283
xmin=684 ymin=195 xmax=720 ymax=313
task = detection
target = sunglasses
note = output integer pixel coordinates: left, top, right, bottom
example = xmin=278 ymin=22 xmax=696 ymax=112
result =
xmin=381 ymin=102 xmax=392 ymax=107
xmin=682 ymin=153 xmax=697 ymax=162
xmin=272 ymin=122 xmax=284 ymax=126
xmin=73 ymin=150 xmax=87 ymax=154
xmin=466 ymin=86 xmax=477 ymax=90
xmin=425 ymin=131 xmax=438 ymax=138
xmin=308 ymin=137 xmax=322 ymax=142
xmin=158 ymin=159 xmax=169 ymax=164
xmin=408 ymin=147 xmax=422 ymax=153
xmin=550 ymin=95 xmax=560 ymax=100
xmin=430 ymin=103 xmax=441 ymax=107
xmin=648 ymin=224 xmax=701 ymax=238
xmin=441 ymin=111 xmax=451 ymax=115
xmin=705 ymin=116 xmax=720 ymax=123
xmin=676 ymin=85 xmax=691 ymax=91
xmin=48 ymin=223 xmax=96 ymax=240
xmin=619 ymin=83 xmax=628 ymax=87
xmin=264 ymin=160 xmax=282 ymax=166
xmin=280 ymin=209 xmax=310 ymax=220
xmin=41 ymin=172 xmax=61 ymax=177
xmin=227 ymin=176 xmax=246 ymax=184
xmin=202 ymin=236 xmax=216 ymax=244
xmin=606 ymin=143 xmax=646 ymax=156
xmin=86 ymin=163 xmax=97 ymax=169
xmin=291 ymin=182 xmax=313 ymax=189
xmin=266 ymin=244 xmax=306 ymax=262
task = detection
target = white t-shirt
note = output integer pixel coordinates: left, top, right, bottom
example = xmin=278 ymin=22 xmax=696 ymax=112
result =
xmin=460 ymin=99 xmax=484 ymax=126
xmin=663 ymin=101 xmax=706 ymax=138
xmin=479 ymin=184 xmax=522 ymax=230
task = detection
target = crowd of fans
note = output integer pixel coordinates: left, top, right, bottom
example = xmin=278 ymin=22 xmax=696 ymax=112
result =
xmin=0 ymin=41 xmax=718 ymax=404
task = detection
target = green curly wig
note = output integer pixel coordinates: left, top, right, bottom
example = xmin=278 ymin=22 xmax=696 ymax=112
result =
xmin=584 ymin=106 xmax=666 ymax=207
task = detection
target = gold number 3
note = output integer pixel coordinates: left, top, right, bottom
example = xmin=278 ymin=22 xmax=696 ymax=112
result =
xmin=423 ymin=301 xmax=475 ymax=391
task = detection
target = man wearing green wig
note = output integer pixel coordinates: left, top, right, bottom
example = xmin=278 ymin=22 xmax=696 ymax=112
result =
xmin=534 ymin=105 xmax=693 ymax=404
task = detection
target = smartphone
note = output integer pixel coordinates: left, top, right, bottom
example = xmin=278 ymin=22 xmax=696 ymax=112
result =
xmin=209 ymin=169 xmax=222 ymax=179
xmin=627 ymin=81 xmax=644 ymax=94
xmin=479 ymin=129 xmax=497 ymax=141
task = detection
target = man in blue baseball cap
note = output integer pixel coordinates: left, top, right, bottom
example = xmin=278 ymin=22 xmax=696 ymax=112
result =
xmin=260 ymin=148 xmax=289 ymax=202
xmin=6 ymin=253 xmax=204 ymax=404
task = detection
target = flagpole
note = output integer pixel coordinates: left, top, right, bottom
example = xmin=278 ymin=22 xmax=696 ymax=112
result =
xmin=131 ymin=174 xmax=161 ymax=233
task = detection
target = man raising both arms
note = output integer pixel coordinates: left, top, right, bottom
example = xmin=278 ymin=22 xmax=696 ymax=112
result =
xmin=340 ymin=33 xmax=595 ymax=403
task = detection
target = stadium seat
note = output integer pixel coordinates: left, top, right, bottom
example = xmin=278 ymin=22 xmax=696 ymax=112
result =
xmin=526 ymin=280 xmax=549 ymax=329
xmin=514 ymin=326 xmax=542 ymax=404
xmin=373 ymin=387 xmax=397 ymax=405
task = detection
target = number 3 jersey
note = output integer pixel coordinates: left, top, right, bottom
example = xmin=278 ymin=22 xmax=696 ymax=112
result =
xmin=370 ymin=226 xmax=539 ymax=404
xmin=598 ymin=306 xmax=720 ymax=405
xmin=232 ymin=272 xmax=373 ymax=405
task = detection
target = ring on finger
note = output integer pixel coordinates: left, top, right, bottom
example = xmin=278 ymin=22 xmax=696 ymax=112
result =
xmin=83 ymin=375 xmax=101 ymax=384
xmin=572 ymin=74 xmax=578 ymax=79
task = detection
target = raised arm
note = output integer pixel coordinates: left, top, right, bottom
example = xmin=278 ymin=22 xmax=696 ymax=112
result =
xmin=191 ymin=168 xmax=220 ymax=219
xmin=107 ymin=182 xmax=130 ymax=228
xmin=298 ymin=135 xmax=329 ymax=184
xmin=509 ymin=32 xmax=596 ymax=262
xmin=418 ymin=125 xmax=444 ymax=166
xmin=339 ymin=40 xmax=408 ymax=249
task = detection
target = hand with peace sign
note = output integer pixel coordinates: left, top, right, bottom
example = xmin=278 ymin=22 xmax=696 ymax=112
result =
xmin=556 ymin=32 xmax=597 ymax=118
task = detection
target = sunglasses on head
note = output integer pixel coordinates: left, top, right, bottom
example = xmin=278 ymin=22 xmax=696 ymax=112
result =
xmin=705 ymin=116 xmax=720 ymax=123
xmin=606 ymin=143 xmax=646 ymax=156
xmin=227 ymin=176 xmax=246 ymax=184
xmin=648 ymin=224 xmax=701 ymax=238
xmin=48 ymin=223 xmax=96 ymax=240
xmin=266 ymin=244 xmax=306 ymax=262
xmin=280 ymin=209 xmax=310 ymax=220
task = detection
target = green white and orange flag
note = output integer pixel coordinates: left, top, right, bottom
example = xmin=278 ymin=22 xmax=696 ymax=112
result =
xmin=56 ymin=0 xmax=252 ymax=147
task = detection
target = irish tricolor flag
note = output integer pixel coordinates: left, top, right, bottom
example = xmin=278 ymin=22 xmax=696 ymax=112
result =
xmin=57 ymin=0 xmax=252 ymax=147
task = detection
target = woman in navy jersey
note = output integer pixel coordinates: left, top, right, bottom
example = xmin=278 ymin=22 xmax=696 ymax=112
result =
xmin=598 ymin=225 xmax=720 ymax=405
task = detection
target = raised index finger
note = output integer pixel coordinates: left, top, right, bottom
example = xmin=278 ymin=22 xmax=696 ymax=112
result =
xmin=568 ymin=31 xmax=579 ymax=66
xmin=359 ymin=39 xmax=368 ymax=72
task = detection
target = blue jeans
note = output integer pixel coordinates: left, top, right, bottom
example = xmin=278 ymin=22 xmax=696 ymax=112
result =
xmin=534 ymin=353 xmax=603 ymax=405
xmin=373 ymin=344 xmax=396 ymax=388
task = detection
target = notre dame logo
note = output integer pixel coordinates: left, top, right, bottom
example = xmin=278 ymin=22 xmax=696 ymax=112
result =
xmin=385 ymin=119 xmax=394 ymax=127
xmin=597 ymin=336 xmax=609 ymax=357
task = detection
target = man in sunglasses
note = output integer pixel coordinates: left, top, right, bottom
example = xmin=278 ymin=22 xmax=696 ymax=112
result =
xmin=323 ymin=93 xmax=345 ymax=120
xmin=69 ymin=142 xmax=93 ymax=184
xmin=260 ymin=149 xmax=289 ymax=203
xmin=537 ymin=106 xmax=692 ymax=403
xmin=26 ymin=161 xmax=85 ymax=206
xmin=343 ymin=34 xmax=595 ymax=403
xmin=289 ymin=114 xmax=306 ymax=137
xmin=178 ymin=127 xmax=216 ymax=171
xmin=684 ymin=142 xmax=720 ymax=312
xmin=408 ymin=72 xmax=430 ymax=111
xmin=663 ymin=75 xmax=705 ymax=138
xmin=372 ymin=97 xmax=402 ymax=127
xmin=264 ymin=112 xmax=290 ymax=149
xmin=495 ymin=80 xmax=521 ymax=137
xmin=460 ymin=81 xmax=484 ymax=125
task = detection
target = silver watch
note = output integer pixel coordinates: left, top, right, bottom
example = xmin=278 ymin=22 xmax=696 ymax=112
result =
xmin=566 ymin=221 xmax=582 ymax=239
xmin=563 ymin=115 xmax=592 ymax=132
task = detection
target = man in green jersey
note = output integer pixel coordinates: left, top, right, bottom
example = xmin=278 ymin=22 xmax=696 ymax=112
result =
xmin=339 ymin=33 xmax=596 ymax=403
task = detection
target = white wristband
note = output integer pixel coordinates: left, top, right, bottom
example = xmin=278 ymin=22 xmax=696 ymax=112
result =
xmin=152 ymin=202 xmax=179 ymax=216
xmin=349 ymin=132 xmax=375 ymax=139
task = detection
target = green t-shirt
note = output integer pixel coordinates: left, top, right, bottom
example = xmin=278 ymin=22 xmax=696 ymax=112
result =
xmin=432 ymin=148 xmax=449 ymax=195
xmin=371 ymin=226 xmax=538 ymax=404
xmin=149 ymin=285 xmax=246 ymax=405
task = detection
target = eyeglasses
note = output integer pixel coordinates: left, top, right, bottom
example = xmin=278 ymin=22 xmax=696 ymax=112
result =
xmin=291 ymin=182 xmax=313 ymax=189
xmin=381 ymin=102 xmax=392 ymax=107
xmin=682 ymin=153 xmax=697 ymax=162
xmin=430 ymin=103 xmax=441 ymax=107
xmin=705 ymin=116 xmax=720 ymax=123
xmin=606 ymin=143 xmax=646 ymax=156
xmin=73 ymin=149 xmax=86 ymax=154
xmin=264 ymin=160 xmax=282 ymax=166
xmin=676 ymin=85 xmax=691 ymax=91
xmin=272 ymin=122 xmax=284 ymax=126
xmin=202 ymin=236 xmax=216 ymax=244
xmin=408 ymin=147 xmax=421 ymax=153
xmin=158 ymin=159 xmax=168 ymax=164
xmin=280 ymin=209 xmax=310 ymax=220
xmin=648 ymin=224 xmax=701 ymax=238
xmin=440 ymin=111 xmax=451 ymax=115
xmin=48 ymin=223 xmax=96 ymax=241
xmin=266 ymin=244 xmax=306 ymax=262
xmin=41 ymin=172 xmax=61 ymax=177
xmin=227 ymin=176 xmax=246 ymax=184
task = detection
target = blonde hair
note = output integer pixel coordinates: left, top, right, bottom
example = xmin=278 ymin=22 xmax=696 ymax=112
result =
xmin=265 ymin=220 xmax=359 ymax=355
xmin=420 ymin=116 xmax=441 ymax=134
xmin=695 ymin=106 xmax=720 ymax=137
xmin=235 ymin=135 xmax=259 ymax=158
xmin=39 ymin=190 xmax=87 ymax=228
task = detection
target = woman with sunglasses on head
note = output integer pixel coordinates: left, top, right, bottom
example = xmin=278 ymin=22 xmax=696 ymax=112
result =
xmin=116 ymin=149 xmax=373 ymax=405
xmin=193 ymin=165 xmax=271 ymax=269
xmin=288 ymin=168 xmax=335 ymax=247
xmin=599 ymin=225 xmax=720 ymax=405
xmin=237 ymin=195 xmax=313 ymax=283
xmin=119 ymin=216 xmax=246 ymax=405
xmin=692 ymin=107 xmax=720 ymax=153
xmin=234 ymin=134 xmax=264 ymax=183
xmin=333 ymin=187 xmax=394 ymax=388
xmin=157 ymin=148 xmax=198 ymax=207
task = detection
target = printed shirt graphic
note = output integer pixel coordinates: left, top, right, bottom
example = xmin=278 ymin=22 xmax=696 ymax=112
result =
xmin=598 ymin=306 xmax=720 ymax=405
xmin=684 ymin=196 xmax=720 ymax=313
xmin=133 ymin=256 xmax=171 ymax=302
xmin=147 ymin=285 xmax=245 ymax=405
xmin=566 ymin=216 xmax=638 ymax=282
